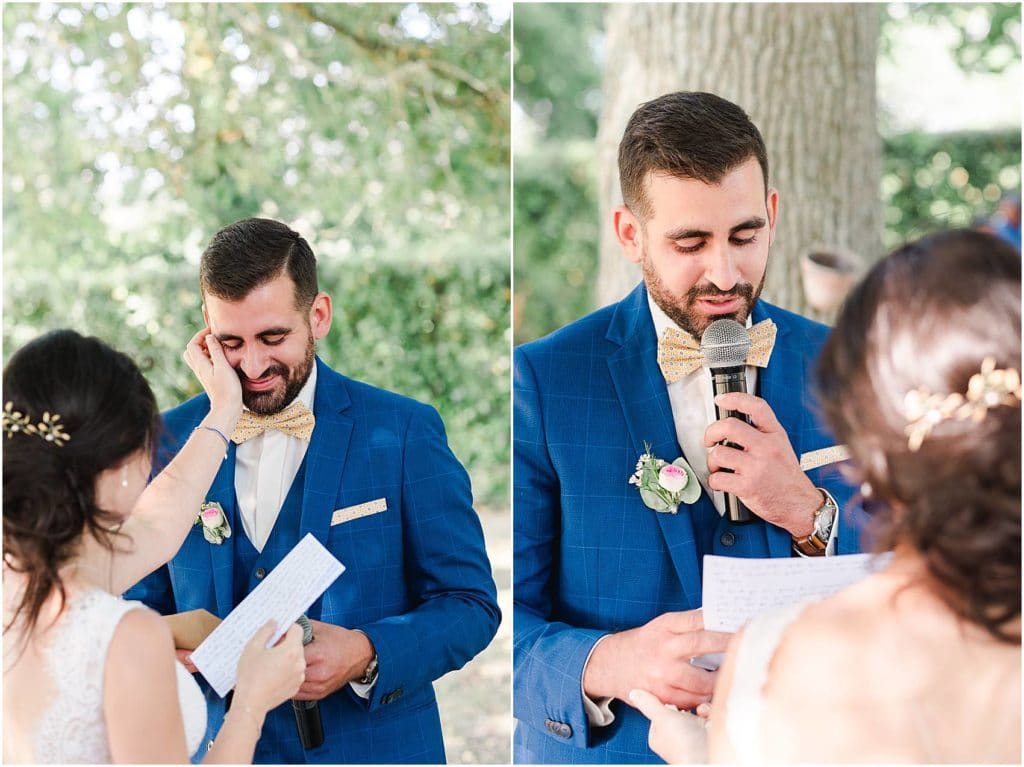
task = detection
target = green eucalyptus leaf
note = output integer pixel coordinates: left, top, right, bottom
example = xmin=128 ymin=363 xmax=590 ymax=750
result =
xmin=672 ymin=457 xmax=703 ymax=505
xmin=639 ymin=487 xmax=671 ymax=512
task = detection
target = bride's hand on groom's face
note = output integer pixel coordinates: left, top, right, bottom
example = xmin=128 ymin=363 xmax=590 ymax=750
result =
xmin=183 ymin=327 xmax=242 ymax=418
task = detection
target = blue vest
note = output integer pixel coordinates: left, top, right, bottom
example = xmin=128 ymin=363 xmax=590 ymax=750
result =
xmin=692 ymin=479 xmax=773 ymax=575
xmin=231 ymin=457 xmax=315 ymax=764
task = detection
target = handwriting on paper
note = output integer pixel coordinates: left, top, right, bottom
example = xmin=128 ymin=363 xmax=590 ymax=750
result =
xmin=191 ymin=534 xmax=345 ymax=697
xmin=702 ymin=552 xmax=890 ymax=633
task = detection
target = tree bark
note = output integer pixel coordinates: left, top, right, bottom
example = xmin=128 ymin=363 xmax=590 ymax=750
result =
xmin=596 ymin=3 xmax=882 ymax=322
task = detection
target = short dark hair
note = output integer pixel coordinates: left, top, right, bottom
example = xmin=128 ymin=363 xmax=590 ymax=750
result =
xmin=817 ymin=230 xmax=1021 ymax=642
xmin=3 ymin=330 xmax=160 ymax=637
xmin=199 ymin=218 xmax=318 ymax=310
xmin=618 ymin=91 xmax=770 ymax=221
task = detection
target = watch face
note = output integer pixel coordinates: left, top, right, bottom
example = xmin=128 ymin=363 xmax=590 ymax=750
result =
xmin=815 ymin=502 xmax=836 ymax=539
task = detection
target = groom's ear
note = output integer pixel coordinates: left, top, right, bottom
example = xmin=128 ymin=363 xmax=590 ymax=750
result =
xmin=615 ymin=205 xmax=644 ymax=265
xmin=201 ymin=303 xmax=210 ymax=328
xmin=309 ymin=292 xmax=332 ymax=341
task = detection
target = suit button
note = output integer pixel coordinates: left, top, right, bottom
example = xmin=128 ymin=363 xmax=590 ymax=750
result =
xmin=720 ymin=531 xmax=736 ymax=547
xmin=255 ymin=567 xmax=266 ymax=579
xmin=544 ymin=719 xmax=572 ymax=739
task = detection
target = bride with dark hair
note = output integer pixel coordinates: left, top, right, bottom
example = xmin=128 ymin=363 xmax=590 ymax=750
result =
xmin=3 ymin=328 xmax=305 ymax=763
xmin=633 ymin=229 xmax=1021 ymax=763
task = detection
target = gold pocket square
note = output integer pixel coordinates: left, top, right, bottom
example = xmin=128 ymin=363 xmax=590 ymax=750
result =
xmin=799 ymin=445 xmax=851 ymax=472
xmin=331 ymin=498 xmax=388 ymax=526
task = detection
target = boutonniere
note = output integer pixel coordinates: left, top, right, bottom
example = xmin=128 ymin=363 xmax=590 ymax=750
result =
xmin=628 ymin=442 xmax=701 ymax=514
xmin=195 ymin=501 xmax=231 ymax=544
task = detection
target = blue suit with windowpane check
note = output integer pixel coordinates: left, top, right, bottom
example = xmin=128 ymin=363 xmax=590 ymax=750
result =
xmin=513 ymin=283 xmax=865 ymax=763
xmin=127 ymin=357 xmax=500 ymax=764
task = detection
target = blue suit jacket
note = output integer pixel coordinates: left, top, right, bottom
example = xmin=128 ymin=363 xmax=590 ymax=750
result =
xmin=512 ymin=285 xmax=865 ymax=763
xmin=126 ymin=358 xmax=500 ymax=764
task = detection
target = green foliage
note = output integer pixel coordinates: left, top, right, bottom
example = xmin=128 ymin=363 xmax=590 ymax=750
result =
xmin=3 ymin=2 xmax=510 ymax=505
xmin=882 ymin=3 xmax=1021 ymax=73
xmin=882 ymin=129 xmax=1021 ymax=249
xmin=513 ymin=140 xmax=598 ymax=344
xmin=512 ymin=3 xmax=604 ymax=344
xmin=512 ymin=3 xmax=605 ymax=140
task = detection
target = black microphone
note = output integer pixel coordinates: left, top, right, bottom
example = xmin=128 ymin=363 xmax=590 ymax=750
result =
xmin=292 ymin=615 xmax=324 ymax=749
xmin=700 ymin=318 xmax=755 ymax=524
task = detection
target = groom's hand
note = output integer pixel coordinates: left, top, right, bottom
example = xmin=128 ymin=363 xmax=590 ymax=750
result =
xmin=292 ymin=619 xmax=375 ymax=701
xmin=704 ymin=391 xmax=821 ymax=537
xmin=583 ymin=609 xmax=731 ymax=710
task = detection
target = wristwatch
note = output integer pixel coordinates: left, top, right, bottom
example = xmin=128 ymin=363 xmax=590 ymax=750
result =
xmin=357 ymin=654 xmax=378 ymax=685
xmin=793 ymin=489 xmax=837 ymax=556
xmin=351 ymin=629 xmax=379 ymax=685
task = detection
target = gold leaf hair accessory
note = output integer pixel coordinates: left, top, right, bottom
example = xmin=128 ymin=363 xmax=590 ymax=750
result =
xmin=903 ymin=357 xmax=1021 ymax=452
xmin=2 ymin=402 xmax=71 ymax=446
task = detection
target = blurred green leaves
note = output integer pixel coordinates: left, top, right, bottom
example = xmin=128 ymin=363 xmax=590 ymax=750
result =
xmin=883 ymin=3 xmax=1021 ymax=74
xmin=3 ymin=2 xmax=510 ymax=504
xmin=881 ymin=129 xmax=1021 ymax=249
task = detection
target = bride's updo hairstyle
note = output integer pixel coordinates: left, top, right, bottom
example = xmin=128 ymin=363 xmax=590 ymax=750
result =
xmin=3 ymin=330 xmax=160 ymax=635
xmin=817 ymin=229 xmax=1021 ymax=642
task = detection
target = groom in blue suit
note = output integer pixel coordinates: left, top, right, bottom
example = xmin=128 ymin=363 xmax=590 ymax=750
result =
xmin=127 ymin=218 xmax=500 ymax=763
xmin=513 ymin=92 xmax=866 ymax=763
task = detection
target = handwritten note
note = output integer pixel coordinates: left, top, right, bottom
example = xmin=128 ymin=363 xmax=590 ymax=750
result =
xmin=702 ymin=552 xmax=890 ymax=632
xmin=191 ymin=534 xmax=346 ymax=697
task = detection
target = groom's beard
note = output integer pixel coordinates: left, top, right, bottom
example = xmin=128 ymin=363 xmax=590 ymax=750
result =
xmin=642 ymin=247 xmax=764 ymax=337
xmin=239 ymin=335 xmax=315 ymax=415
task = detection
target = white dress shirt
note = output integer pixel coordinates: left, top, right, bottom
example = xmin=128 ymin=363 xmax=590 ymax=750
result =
xmin=581 ymin=297 xmax=837 ymax=726
xmin=235 ymin=365 xmax=317 ymax=553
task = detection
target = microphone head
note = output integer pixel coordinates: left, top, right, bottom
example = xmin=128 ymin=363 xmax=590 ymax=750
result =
xmin=700 ymin=319 xmax=750 ymax=369
xmin=296 ymin=614 xmax=314 ymax=646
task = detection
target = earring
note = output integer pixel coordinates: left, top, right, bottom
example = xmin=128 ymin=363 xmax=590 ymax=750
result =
xmin=860 ymin=481 xmax=873 ymax=498
xmin=121 ymin=467 xmax=129 ymax=488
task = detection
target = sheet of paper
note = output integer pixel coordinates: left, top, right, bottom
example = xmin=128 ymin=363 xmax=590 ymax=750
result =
xmin=191 ymin=533 xmax=345 ymax=697
xmin=702 ymin=552 xmax=891 ymax=632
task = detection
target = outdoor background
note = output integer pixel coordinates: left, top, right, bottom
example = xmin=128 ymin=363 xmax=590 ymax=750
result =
xmin=514 ymin=2 xmax=1022 ymax=343
xmin=3 ymin=3 xmax=510 ymax=763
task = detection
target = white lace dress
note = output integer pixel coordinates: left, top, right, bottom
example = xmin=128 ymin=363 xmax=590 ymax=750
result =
xmin=33 ymin=588 xmax=207 ymax=763
xmin=724 ymin=599 xmax=815 ymax=764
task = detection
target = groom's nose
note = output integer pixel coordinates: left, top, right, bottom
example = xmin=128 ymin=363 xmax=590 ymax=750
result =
xmin=238 ymin=346 xmax=271 ymax=380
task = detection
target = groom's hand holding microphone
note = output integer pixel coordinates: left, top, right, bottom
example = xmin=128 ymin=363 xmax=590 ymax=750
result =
xmin=293 ymin=619 xmax=376 ymax=700
xmin=704 ymin=391 xmax=824 ymax=540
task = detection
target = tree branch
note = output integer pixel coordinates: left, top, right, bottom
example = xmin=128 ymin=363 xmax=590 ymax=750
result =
xmin=283 ymin=2 xmax=506 ymax=108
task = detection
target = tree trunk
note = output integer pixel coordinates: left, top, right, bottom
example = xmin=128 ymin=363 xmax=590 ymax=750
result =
xmin=596 ymin=3 xmax=882 ymax=323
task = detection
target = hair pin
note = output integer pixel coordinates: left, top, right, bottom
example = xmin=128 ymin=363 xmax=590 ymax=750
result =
xmin=2 ymin=402 xmax=71 ymax=446
xmin=903 ymin=357 xmax=1021 ymax=452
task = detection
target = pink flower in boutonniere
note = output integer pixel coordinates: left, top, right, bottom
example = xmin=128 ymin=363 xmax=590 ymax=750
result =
xmin=658 ymin=464 xmax=688 ymax=493
xmin=628 ymin=442 xmax=702 ymax=514
xmin=195 ymin=501 xmax=231 ymax=544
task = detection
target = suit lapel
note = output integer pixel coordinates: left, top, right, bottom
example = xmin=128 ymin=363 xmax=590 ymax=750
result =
xmin=205 ymin=441 xmax=239 ymax=617
xmin=753 ymin=302 xmax=805 ymax=558
xmin=606 ymin=285 xmax=703 ymax=604
xmin=299 ymin=358 xmax=354 ymax=549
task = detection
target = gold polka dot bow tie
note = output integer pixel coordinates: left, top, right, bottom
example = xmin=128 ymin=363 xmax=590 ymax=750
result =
xmin=231 ymin=401 xmax=316 ymax=444
xmin=657 ymin=319 xmax=778 ymax=384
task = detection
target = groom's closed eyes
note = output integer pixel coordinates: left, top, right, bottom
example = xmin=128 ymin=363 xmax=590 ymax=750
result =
xmin=215 ymin=327 xmax=293 ymax=350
